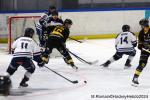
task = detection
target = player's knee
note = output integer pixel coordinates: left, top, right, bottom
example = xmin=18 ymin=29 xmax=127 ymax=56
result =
xmin=113 ymin=54 xmax=122 ymax=60
xmin=27 ymin=67 xmax=35 ymax=74
xmin=136 ymin=64 xmax=145 ymax=71
xmin=136 ymin=61 xmax=147 ymax=71
xmin=139 ymin=60 xmax=147 ymax=67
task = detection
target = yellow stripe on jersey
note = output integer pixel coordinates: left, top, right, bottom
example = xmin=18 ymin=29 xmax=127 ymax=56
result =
xmin=52 ymin=31 xmax=64 ymax=37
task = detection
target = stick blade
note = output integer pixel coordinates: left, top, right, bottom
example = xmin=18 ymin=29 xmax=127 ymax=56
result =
xmin=72 ymin=80 xmax=78 ymax=84
xmin=89 ymin=60 xmax=99 ymax=65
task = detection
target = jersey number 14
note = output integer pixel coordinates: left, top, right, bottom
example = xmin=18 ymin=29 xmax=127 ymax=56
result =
xmin=120 ymin=36 xmax=128 ymax=44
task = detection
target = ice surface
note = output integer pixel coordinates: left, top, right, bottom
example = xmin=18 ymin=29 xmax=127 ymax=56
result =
xmin=0 ymin=39 xmax=150 ymax=100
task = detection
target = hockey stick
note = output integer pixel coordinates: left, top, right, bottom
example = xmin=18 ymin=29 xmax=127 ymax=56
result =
xmin=44 ymin=66 xmax=78 ymax=84
xmin=142 ymin=48 xmax=150 ymax=53
xmin=32 ymin=17 xmax=37 ymax=27
xmin=67 ymin=49 xmax=98 ymax=65
xmin=69 ymin=37 xmax=83 ymax=43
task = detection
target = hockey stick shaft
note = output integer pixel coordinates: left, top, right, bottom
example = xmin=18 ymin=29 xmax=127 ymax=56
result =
xmin=142 ymin=48 xmax=150 ymax=53
xmin=67 ymin=49 xmax=96 ymax=65
xmin=69 ymin=37 xmax=83 ymax=43
xmin=32 ymin=17 xmax=37 ymax=27
xmin=44 ymin=66 xmax=78 ymax=84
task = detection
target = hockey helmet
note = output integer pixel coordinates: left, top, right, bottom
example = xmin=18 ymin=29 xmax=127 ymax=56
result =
xmin=49 ymin=5 xmax=56 ymax=10
xmin=0 ymin=74 xmax=12 ymax=96
xmin=139 ymin=18 xmax=149 ymax=26
xmin=24 ymin=28 xmax=35 ymax=38
xmin=64 ymin=19 xmax=73 ymax=25
xmin=122 ymin=24 xmax=130 ymax=32
xmin=51 ymin=11 xmax=58 ymax=16
xmin=48 ymin=6 xmax=56 ymax=13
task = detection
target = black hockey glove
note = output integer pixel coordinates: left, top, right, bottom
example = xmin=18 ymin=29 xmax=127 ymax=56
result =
xmin=132 ymin=42 xmax=137 ymax=47
xmin=138 ymin=44 xmax=143 ymax=50
xmin=11 ymin=49 xmax=15 ymax=54
xmin=38 ymin=62 xmax=45 ymax=67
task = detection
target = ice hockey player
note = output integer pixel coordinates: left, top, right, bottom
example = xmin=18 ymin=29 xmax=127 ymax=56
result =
xmin=36 ymin=5 xmax=56 ymax=47
xmin=132 ymin=22 xmax=150 ymax=86
xmin=37 ymin=10 xmax=63 ymax=48
xmin=6 ymin=28 xmax=45 ymax=87
xmin=40 ymin=19 xmax=78 ymax=70
xmin=100 ymin=25 xmax=137 ymax=69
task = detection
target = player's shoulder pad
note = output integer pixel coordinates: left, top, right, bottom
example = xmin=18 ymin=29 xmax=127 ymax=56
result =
xmin=32 ymin=39 xmax=38 ymax=45
xmin=130 ymin=31 xmax=136 ymax=36
xmin=14 ymin=36 xmax=23 ymax=41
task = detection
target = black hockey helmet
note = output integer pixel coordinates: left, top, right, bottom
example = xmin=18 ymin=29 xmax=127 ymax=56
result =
xmin=48 ymin=6 xmax=56 ymax=13
xmin=24 ymin=28 xmax=34 ymax=38
xmin=64 ymin=19 xmax=73 ymax=25
xmin=51 ymin=11 xmax=58 ymax=16
xmin=0 ymin=74 xmax=12 ymax=96
xmin=122 ymin=24 xmax=130 ymax=32
xmin=139 ymin=18 xmax=149 ymax=26
xmin=49 ymin=5 xmax=56 ymax=10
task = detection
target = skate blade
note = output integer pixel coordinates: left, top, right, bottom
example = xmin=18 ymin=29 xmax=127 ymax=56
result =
xmin=18 ymin=86 xmax=28 ymax=89
xmin=124 ymin=66 xmax=131 ymax=69
xmin=73 ymin=67 xmax=78 ymax=72
xmin=131 ymin=83 xmax=139 ymax=87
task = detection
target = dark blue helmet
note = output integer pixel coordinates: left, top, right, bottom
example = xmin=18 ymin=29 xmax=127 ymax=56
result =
xmin=122 ymin=25 xmax=130 ymax=32
xmin=24 ymin=28 xmax=34 ymax=38
xmin=139 ymin=18 xmax=149 ymax=26
xmin=49 ymin=6 xmax=56 ymax=10
xmin=64 ymin=19 xmax=73 ymax=25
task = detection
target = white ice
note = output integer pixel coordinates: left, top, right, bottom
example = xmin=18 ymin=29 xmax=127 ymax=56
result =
xmin=0 ymin=39 xmax=150 ymax=100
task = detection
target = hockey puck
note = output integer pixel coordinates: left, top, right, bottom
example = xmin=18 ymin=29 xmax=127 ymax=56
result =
xmin=84 ymin=80 xmax=87 ymax=84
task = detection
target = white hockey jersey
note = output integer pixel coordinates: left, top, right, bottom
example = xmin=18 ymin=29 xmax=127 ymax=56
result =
xmin=36 ymin=13 xmax=51 ymax=30
xmin=115 ymin=31 xmax=137 ymax=52
xmin=12 ymin=37 xmax=41 ymax=58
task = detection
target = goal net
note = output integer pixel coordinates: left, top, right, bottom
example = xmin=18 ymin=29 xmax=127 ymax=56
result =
xmin=8 ymin=16 xmax=61 ymax=57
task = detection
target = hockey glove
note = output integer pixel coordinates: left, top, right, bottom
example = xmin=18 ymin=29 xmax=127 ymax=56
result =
xmin=132 ymin=42 xmax=137 ymax=47
xmin=41 ymin=54 xmax=49 ymax=64
xmin=138 ymin=44 xmax=143 ymax=50
xmin=38 ymin=62 xmax=45 ymax=67
xmin=11 ymin=49 xmax=15 ymax=54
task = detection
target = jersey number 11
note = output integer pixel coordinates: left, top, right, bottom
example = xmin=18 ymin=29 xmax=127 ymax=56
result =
xmin=21 ymin=42 xmax=28 ymax=49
